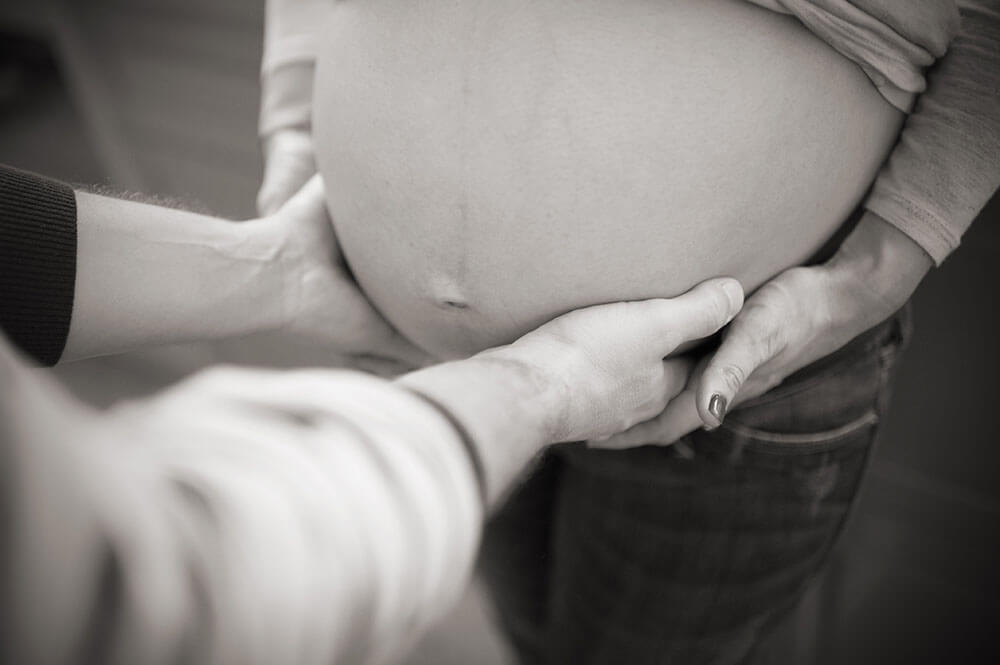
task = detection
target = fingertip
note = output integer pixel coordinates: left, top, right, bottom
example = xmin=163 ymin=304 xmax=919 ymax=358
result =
xmin=696 ymin=277 xmax=745 ymax=333
xmin=291 ymin=173 xmax=326 ymax=204
xmin=719 ymin=278 xmax=745 ymax=319
xmin=256 ymin=190 xmax=278 ymax=217
xmin=704 ymin=393 xmax=728 ymax=429
xmin=695 ymin=363 xmax=739 ymax=429
xmin=689 ymin=383 xmax=712 ymax=427
xmin=650 ymin=278 xmax=744 ymax=354
xmin=693 ymin=277 xmax=743 ymax=324
xmin=264 ymin=173 xmax=325 ymax=216
xmin=302 ymin=172 xmax=325 ymax=192
xmin=258 ymin=185 xmax=297 ymax=216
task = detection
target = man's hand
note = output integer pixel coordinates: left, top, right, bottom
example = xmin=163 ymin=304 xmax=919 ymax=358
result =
xmin=258 ymin=129 xmax=317 ymax=215
xmin=591 ymin=212 xmax=933 ymax=448
xmin=400 ymin=277 xmax=743 ymax=504
xmin=491 ymin=277 xmax=745 ymax=444
xmin=265 ymin=176 xmax=434 ymax=372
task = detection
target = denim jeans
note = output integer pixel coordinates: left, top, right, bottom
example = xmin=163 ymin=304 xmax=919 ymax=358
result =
xmin=480 ymin=306 xmax=912 ymax=665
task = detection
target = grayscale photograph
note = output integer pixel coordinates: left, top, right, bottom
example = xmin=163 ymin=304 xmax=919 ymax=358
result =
xmin=0 ymin=1 xmax=998 ymax=664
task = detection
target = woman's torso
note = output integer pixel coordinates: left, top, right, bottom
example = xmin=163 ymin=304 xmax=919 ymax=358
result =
xmin=314 ymin=0 xmax=904 ymax=359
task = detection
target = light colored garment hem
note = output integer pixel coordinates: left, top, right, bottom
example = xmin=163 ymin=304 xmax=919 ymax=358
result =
xmin=746 ymin=0 xmax=946 ymax=112
xmin=865 ymin=189 xmax=960 ymax=265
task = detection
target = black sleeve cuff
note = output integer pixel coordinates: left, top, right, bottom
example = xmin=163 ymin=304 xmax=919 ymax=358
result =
xmin=0 ymin=166 xmax=77 ymax=366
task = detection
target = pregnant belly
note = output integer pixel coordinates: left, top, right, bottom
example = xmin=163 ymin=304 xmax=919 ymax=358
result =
xmin=313 ymin=0 xmax=904 ymax=359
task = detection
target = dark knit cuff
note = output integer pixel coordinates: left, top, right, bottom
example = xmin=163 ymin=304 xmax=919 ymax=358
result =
xmin=0 ymin=166 xmax=77 ymax=366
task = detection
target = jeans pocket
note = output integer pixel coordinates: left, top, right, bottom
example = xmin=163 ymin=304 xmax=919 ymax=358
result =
xmin=723 ymin=408 xmax=879 ymax=455
xmin=717 ymin=351 xmax=882 ymax=455
xmin=702 ymin=308 xmax=911 ymax=461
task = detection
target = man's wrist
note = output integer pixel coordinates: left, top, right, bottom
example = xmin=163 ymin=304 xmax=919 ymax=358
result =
xmin=64 ymin=193 xmax=289 ymax=360
xmin=229 ymin=217 xmax=296 ymax=337
xmin=472 ymin=347 xmax=564 ymax=441
xmin=397 ymin=351 xmax=558 ymax=506
xmin=397 ymin=352 xmax=557 ymax=447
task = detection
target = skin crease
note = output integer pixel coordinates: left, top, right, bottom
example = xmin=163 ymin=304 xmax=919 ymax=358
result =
xmin=312 ymin=0 xmax=905 ymax=360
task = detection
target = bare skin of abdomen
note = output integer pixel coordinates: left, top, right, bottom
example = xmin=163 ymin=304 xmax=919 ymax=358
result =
xmin=313 ymin=0 xmax=904 ymax=360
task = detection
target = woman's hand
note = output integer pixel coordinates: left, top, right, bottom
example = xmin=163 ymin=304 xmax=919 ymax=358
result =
xmin=265 ymin=176 xmax=435 ymax=371
xmin=257 ymin=0 xmax=324 ymax=215
xmin=258 ymin=128 xmax=317 ymax=216
xmin=488 ymin=277 xmax=745 ymax=443
xmin=592 ymin=212 xmax=933 ymax=448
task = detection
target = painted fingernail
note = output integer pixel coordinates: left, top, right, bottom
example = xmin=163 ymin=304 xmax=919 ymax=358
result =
xmin=708 ymin=393 xmax=728 ymax=426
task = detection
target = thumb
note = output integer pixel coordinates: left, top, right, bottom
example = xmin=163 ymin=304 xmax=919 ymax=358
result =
xmin=275 ymin=174 xmax=328 ymax=222
xmin=630 ymin=277 xmax=744 ymax=357
xmin=695 ymin=302 xmax=785 ymax=429
xmin=274 ymin=175 xmax=346 ymax=265
xmin=258 ymin=134 xmax=317 ymax=215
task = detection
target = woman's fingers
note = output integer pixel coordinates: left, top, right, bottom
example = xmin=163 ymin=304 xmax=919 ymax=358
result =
xmin=258 ymin=130 xmax=318 ymax=215
xmin=633 ymin=278 xmax=744 ymax=356
xmin=276 ymin=173 xmax=326 ymax=218
xmin=588 ymin=305 xmax=784 ymax=448
xmin=274 ymin=175 xmax=349 ymax=266
xmin=578 ymin=278 xmax=742 ymax=447
xmin=591 ymin=265 xmax=858 ymax=449
xmin=695 ymin=291 xmax=792 ymax=429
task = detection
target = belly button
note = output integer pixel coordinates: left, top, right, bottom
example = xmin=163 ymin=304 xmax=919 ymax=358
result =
xmin=428 ymin=275 xmax=473 ymax=311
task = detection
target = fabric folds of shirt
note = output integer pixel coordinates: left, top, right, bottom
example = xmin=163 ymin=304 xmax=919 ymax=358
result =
xmin=748 ymin=0 xmax=961 ymax=111
xmin=260 ymin=0 xmax=330 ymax=135
xmin=2 ymin=361 xmax=484 ymax=665
xmin=260 ymin=0 xmax=1000 ymax=262
xmin=866 ymin=0 xmax=1000 ymax=263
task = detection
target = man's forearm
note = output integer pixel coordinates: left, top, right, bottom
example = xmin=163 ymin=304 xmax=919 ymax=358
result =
xmin=64 ymin=192 xmax=288 ymax=361
xmin=1 ymin=342 xmax=485 ymax=665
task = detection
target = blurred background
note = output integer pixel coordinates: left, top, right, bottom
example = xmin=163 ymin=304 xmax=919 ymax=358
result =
xmin=0 ymin=1 xmax=997 ymax=663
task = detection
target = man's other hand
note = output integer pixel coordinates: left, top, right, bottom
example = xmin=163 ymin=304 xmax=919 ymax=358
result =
xmin=264 ymin=175 xmax=435 ymax=372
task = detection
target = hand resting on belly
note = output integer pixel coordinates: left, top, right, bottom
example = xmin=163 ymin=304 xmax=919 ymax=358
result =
xmin=313 ymin=0 xmax=905 ymax=359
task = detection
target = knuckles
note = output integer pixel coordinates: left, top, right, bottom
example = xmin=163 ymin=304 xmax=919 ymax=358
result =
xmin=718 ymin=363 xmax=748 ymax=394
